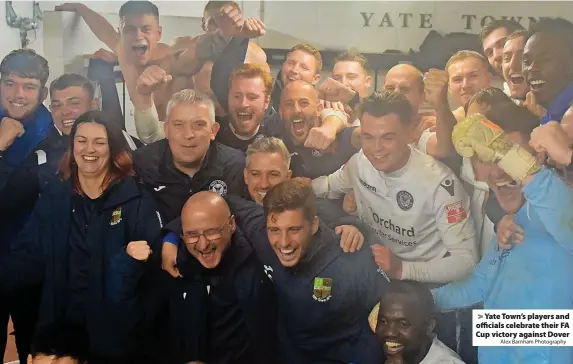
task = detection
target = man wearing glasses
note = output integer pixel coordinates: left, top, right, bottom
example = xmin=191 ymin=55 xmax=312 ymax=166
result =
xmin=162 ymin=191 xmax=276 ymax=364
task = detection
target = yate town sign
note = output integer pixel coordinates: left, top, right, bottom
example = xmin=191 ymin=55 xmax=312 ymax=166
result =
xmin=360 ymin=12 xmax=548 ymax=31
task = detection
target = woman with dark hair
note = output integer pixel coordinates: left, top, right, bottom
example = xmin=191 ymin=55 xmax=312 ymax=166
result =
xmin=0 ymin=111 xmax=163 ymax=362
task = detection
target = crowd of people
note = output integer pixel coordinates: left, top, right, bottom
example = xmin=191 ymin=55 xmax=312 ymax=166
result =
xmin=1 ymin=1 xmax=573 ymax=363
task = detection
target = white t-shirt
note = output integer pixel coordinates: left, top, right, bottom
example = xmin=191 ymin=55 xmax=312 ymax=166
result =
xmin=415 ymin=128 xmax=436 ymax=154
xmin=421 ymin=337 xmax=465 ymax=364
xmin=312 ymin=147 xmax=478 ymax=283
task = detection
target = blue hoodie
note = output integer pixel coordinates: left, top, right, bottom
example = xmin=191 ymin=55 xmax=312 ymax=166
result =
xmin=434 ymin=168 xmax=573 ymax=364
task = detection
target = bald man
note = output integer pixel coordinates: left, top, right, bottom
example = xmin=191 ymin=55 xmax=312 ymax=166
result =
xmin=383 ymin=64 xmax=438 ymax=156
xmin=163 ymin=191 xmax=276 ymax=364
xmin=278 ymin=80 xmax=358 ymax=178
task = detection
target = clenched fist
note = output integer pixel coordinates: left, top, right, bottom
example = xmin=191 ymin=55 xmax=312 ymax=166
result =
xmin=342 ymin=192 xmax=358 ymax=216
xmin=530 ymin=121 xmax=573 ymax=166
xmin=423 ymin=69 xmax=449 ymax=109
xmin=371 ymin=244 xmax=402 ymax=279
xmin=0 ymin=117 xmax=25 ymax=151
xmin=523 ymin=91 xmax=546 ymax=120
xmin=136 ymin=65 xmax=173 ymax=95
xmin=126 ymin=241 xmax=152 ymax=262
xmin=318 ymin=78 xmax=356 ymax=104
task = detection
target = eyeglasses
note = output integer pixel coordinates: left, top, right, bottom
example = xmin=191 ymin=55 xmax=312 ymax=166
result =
xmin=180 ymin=217 xmax=232 ymax=245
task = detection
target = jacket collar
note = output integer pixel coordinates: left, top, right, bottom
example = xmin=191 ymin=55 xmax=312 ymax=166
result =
xmin=542 ymin=82 xmax=573 ymax=124
xmin=158 ymin=140 xmax=222 ymax=182
xmin=287 ymin=223 xmax=340 ymax=275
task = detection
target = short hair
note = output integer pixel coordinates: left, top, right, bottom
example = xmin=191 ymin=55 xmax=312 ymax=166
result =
xmin=380 ymin=281 xmax=435 ymax=321
xmin=230 ymin=63 xmax=273 ymax=96
xmin=263 ymin=179 xmax=317 ymax=223
xmin=357 ymin=91 xmax=414 ymax=125
xmin=119 ymin=0 xmax=159 ymax=18
xmin=49 ymin=73 xmax=95 ymax=100
xmin=288 ymin=44 xmax=323 ymax=74
xmin=246 ymin=137 xmax=291 ymax=169
xmin=507 ymin=29 xmax=528 ymax=41
xmin=166 ymin=89 xmax=216 ymax=123
xmin=526 ymin=17 xmax=573 ymax=54
xmin=30 ymin=323 xmax=89 ymax=363
xmin=61 ymin=111 xmax=135 ymax=195
xmin=0 ymin=49 xmax=49 ymax=87
xmin=479 ymin=19 xmax=525 ymax=42
xmin=445 ymin=50 xmax=489 ymax=73
xmin=333 ymin=51 xmax=373 ymax=75
xmin=468 ymin=87 xmax=540 ymax=137
xmin=204 ymin=0 xmax=240 ymax=13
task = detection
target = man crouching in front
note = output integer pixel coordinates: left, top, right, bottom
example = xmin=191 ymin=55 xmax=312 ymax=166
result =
xmin=163 ymin=191 xmax=276 ymax=364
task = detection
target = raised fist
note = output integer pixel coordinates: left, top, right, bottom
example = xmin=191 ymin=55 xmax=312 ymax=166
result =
xmin=318 ymin=78 xmax=356 ymax=104
xmin=241 ymin=18 xmax=266 ymax=38
xmin=0 ymin=117 xmax=25 ymax=151
xmin=423 ymin=69 xmax=449 ymax=109
xmin=530 ymin=121 xmax=573 ymax=166
xmin=92 ymin=48 xmax=118 ymax=63
xmin=54 ymin=2 xmax=85 ymax=12
xmin=136 ymin=65 xmax=172 ymax=95
xmin=126 ymin=241 xmax=152 ymax=262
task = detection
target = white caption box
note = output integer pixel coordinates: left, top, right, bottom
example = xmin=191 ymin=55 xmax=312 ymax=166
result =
xmin=473 ymin=310 xmax=573 ymax=346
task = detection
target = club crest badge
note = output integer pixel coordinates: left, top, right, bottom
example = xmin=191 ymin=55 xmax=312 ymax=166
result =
xmin=110 ymin=207 xmax=122 ymax=226
xmin=209 ymin=180 xmax=228 ymax=196
xmin=313 ymin=277 xmax=333 ymax=302
xmin=396 ymin=190 xmax=414 ymax=211
xmin=312 ymin=149 xmax=323 ymax=157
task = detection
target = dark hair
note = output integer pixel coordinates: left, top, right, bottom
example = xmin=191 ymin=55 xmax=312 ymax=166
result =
xmin=204 ymin=0 xmax=240 ymax=13
xmin=334 ymin=51 xmax=373 ymax=74
xmin=380 ymin=280 xmax=435 ymax=320
xmin=0 ymin=49 xmax=49 ymax=87
xmin=263 ymin=179 xmax=317 ymax=223
xmin=49 ymin=73 xmax=95 ymax=100
xmin=468 ymin=87 xmax=540 ymax=137
xmin=480 ymin=19 xmax=525 ymax=42
xmin=119 ymin=0 xmax=159 ymax=18
xmin=526 ymin=17 xmax=573 ymax=54
xmin=357 ymin=91 xmax=413 ymax=125
xmin=30 ymin=323 xmax=89 ymax=363
xmin=61 ymin=111 xmax=134 ymax=195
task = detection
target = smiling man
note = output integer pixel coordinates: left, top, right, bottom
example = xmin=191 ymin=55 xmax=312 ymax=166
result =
xmin=522 ymin=17 xmax=573 ymax=125
xmin=163 ymin=191 xmax=276 ymax=364
xmin=0 ymin=49 xmax=52 ymax=364
xmin=480 ymin=19 xmax=524 ymax=76
xmin=501 ymin=30 xmax=528 ymax=102
xmin=372 ymin=281 xmax=464 ymax=364
xmin=226 ymin=180 xmax=389 ymax=363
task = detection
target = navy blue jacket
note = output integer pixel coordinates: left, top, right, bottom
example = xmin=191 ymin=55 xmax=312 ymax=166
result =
xmin=0 ymin=125 xmax=67 ymax=253
xmin=163 ymin=222 xmax=277 ymax=364
xmin=226 ymin=196 xmax=387 ymax=364
xmin=0 ymin=176 xmax=163 ymax=361
xmin=134 ymin=140 xmax=246 ymax=225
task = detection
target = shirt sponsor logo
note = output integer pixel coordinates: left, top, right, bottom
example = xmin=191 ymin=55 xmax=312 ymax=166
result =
xmin=372 ymin=213 xmax=415 ymax=237
xmin=110 ymin=207 xmax=122 ymax=226
xmin=445 ymin=201 xmax=467 ymax=224
xmin=359 ymin=178 xmax=377 ymax=193
xmin=440 ymin=179 xmax=455 ymax=197
xmin=396 ymin=190 xmax=414 ymax=211
xmin=313 ymin=277 xmax=333 ymax=302
xmin=209 ymin=180 xmax=228 ymax=196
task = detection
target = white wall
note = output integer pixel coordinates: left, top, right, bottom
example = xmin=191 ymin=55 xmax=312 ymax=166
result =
xmin=259 ymin=1 xmax=573 ymax=52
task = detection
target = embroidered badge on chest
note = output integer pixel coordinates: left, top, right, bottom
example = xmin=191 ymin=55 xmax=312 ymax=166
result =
xmin=110 ymin=207 xmax=122 ymax=226
xmin=313 ymin=277 xmax=332 ymax=302
xmin=209 ymin=180 xmax=228 ymax=196
xmin=312 ymin=149 xmax=323 ymax=157
xmin=396 ymin=190 xmax=414 ymax=211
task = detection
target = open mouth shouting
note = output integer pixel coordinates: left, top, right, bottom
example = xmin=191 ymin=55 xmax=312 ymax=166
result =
xmin=509 ymin=73 xmax=525 ymax=86
xmin=132 ymin=43 xmax=149 ymax=58
xmin=275 ymin=246 xmax=299 ymax=265
xmin=291 ymin=119 xmax=307 ymax=137
xmin=197 ymin=246 xmax=217 ymax=264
